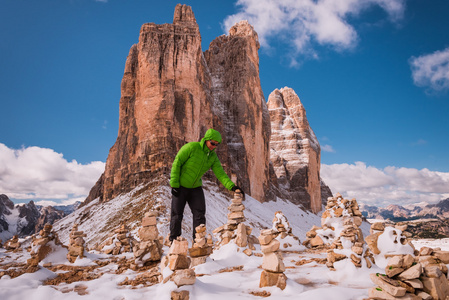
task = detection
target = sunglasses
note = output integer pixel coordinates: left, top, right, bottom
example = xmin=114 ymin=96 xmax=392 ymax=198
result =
xmin=209 ymin=141 xmax=219 ymax=146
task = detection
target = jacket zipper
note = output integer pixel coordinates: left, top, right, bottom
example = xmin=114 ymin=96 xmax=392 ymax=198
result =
xmin=192 ymin=151 xmax=210 ymax=187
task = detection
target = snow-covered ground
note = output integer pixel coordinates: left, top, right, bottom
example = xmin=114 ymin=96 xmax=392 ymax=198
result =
xmin=2 ymin=237 xmax=445 ymax=300
xmin=1 ymin=186 xmax=448 ymax=300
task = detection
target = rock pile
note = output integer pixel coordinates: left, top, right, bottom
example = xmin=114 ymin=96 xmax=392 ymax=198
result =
xmin=67 ymin=224 xmax=87 ymax=263
xmin=259 ymin=229 xmax=287 ymax=290
xmin=133 ymin=211 xmax=163 ymax=268
xmin=368 ymin=248 xmax=449 ymax=300
xmin=212 ymin=190 xmax=256 ymax=254
xmin=189 ymin=224 xmax=212 ymax=267
xmin=4 ymin=235 xmax=21 ymax=251
xmin=271 ymin=211 xmax=301 ymax=251
xmin=161 ymin=237 xmax=196 ymax=288
xmin=365 ymin=222 xmax=415 ymax=258
xmin=301 ymin=193 xmax=366 ymax=269
xmin=27 ymin=224 xmax=64 ymax=267
xmin=303 ymin=193 xmax=364 ymax=249
xmin=98 ymin=224 xmax=137 ymax=255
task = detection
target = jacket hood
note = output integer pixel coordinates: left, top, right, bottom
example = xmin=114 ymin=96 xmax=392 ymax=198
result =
xmin=202 ymin=128 xmax=222 ymax=143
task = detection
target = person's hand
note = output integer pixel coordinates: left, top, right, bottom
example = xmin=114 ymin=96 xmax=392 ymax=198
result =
xmin=232 ymin=185 xmax=244 ymax=196
xmin=171 ymin=188 xmax=180 ymax=197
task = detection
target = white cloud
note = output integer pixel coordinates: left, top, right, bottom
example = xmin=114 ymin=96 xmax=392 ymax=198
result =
xmin=321 ymin=161 xmax=449 ymax=207
xmin=410 ymin=47 xmax=449 ymax=94
xmin=321 ymin=144 xmax=335 ymax=153
xmin=224 ymin=0 xmax=405 ymax=61
xmin=0 ymin=143 xmax=105 ymax=204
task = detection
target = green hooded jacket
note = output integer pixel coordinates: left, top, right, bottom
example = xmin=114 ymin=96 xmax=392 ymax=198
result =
xmin=170 ymin=128 xmax=235 ymax=190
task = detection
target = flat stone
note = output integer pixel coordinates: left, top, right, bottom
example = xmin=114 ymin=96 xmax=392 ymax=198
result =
xmin=404 ymin=279 xmax=423 ymax=289
xmin=368 ymin=288 xmax=420 ymax=300
xmin=397 ymin=263 xmax=423 ymax=280
xmin=142 ymin=216 xmax=157 ymax=227
xmin=370 ymin=273 xmax=406 ymax=297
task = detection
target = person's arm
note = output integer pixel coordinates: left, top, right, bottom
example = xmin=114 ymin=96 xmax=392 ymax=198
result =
xmin=170 ymin=144 xmax=191 ymax=188
xmin=210 ymin=156 xmax=235 ymax=191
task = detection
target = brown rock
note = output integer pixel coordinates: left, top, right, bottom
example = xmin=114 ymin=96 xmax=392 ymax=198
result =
xmin=370 ymin=273 xmax=406 ymax=297
xmin=262 ymin=252 xmax=285 ymax=273
xmin=259 ymin=270 xmax=287 ymax=290
xmin=421 ymin=275 xmax=449 ymax=300
xmin=172 ymin=269 xmax=196 ymax=287
xmin=420 ymin=247 xmax=434 ymax=256
xmin=365 ymin=232 xmax=382 ymax=255
xmin=310 ymin=235 xmax=324 ymax=247
xmin=261 ymin=239 xmax=280 ymax=254
xmin=433 ymin=250 xmax=449 ymax=264
xmin=397 ymin=263 xmax=422 ymax=280
xmin=235 ymin=223 xmax=248 ymax=248
xmin=170 ymin=238 xmax=189 ymax=255
xmin=368 ymin=288 xmax=420 ymax=300
xmin=188 ymin=246 xmax=212 ymax=258
xmin=169 ymin=255 xmax=191 ymax=270
xmin=171 ymin=290 xmax=190 ymax=300
xmin=138 ymin=227 xmax=159 ymax=241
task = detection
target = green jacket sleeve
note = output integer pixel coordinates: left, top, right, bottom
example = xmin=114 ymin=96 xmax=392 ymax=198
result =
xmin=170 ymin=144 xmax=191 ymax=188
xmin=211 ymin=155 xmax=235 ymax=190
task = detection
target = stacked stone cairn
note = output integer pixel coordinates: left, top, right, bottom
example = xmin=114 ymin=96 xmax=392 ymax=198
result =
xmin=365 ymin=222 xmax=415 ymax=260
xmin=4 ymin=235 xmax=21 ymax=251
xmin=67 ymin=224 xmax=87 ymax=263
xmin=27 ymin=224 xmax=64 ymax=267
xmin=272 ymin=211 xmax=301 ymax=251
xmin=189 ymin=224 xmax=213 ymax=267
xmin=133 ymin=211 xmax=163 ymax=268
xmin=212 ymin=190 xmax=256 ymax=255
xmin=302 ymin=193 xmax=366 ymax=270
xmin=368 ymin=247 xmax=449 ymax=300
xmin=259 ymin=229 xmax=287 ymax=290
xmin=99 ymin=224 xmax=137 ymax=255
xmin=303 ymin=193 xmax=364 ymax=249
xmin=161 ymin=237 xmax=196 ymax=289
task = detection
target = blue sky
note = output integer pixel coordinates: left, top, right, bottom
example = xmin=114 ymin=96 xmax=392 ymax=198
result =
xmin=1 ymin=0 xmax=448 ymax=207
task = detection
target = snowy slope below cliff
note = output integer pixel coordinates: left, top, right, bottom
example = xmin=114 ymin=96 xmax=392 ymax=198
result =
xmin=52 ymin=180 xmax=339 ymax=248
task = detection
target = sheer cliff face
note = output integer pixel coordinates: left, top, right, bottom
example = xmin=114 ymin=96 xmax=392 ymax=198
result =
xmin=267 ymin=88 xmax=322 ymax=213
xmin=97 ymin=4 xmax=272 ymax=203
xmin=204 ymin=20 xmax=272 ymax=202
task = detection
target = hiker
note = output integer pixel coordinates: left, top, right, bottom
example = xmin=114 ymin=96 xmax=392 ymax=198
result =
xmin=169 ymin=128 xmax=243 ymax=242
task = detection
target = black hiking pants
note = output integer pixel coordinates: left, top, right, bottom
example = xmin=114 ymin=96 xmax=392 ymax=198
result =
xmin=170 ymin=186 xmax=206 ymax=241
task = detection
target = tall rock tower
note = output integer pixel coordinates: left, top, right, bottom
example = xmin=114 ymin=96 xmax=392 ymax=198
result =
xmin=87 ymin=4 xmax=273 ymax=204
xmin=267 ymin=88 xmax=322 ymax=213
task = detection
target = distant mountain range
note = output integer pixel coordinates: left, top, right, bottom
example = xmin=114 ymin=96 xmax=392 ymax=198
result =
xmin=360 ymin=198 xmax=449 ymax=222
xmin=0 ymin=194 xmax=80 ymax=241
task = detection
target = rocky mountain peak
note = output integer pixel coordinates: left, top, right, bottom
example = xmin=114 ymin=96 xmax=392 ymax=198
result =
xmin=84 ymin=4 xmax=329 ymax=213
xmin=229 ymin=20 xmax=260 ymax=46
xmin=173 ymin=3 xmax=197 ymax=25
xmin=267 ymin=87 xmax=322 ymax=213
xmin=0 ymin=194 xmax=14 ymax=215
